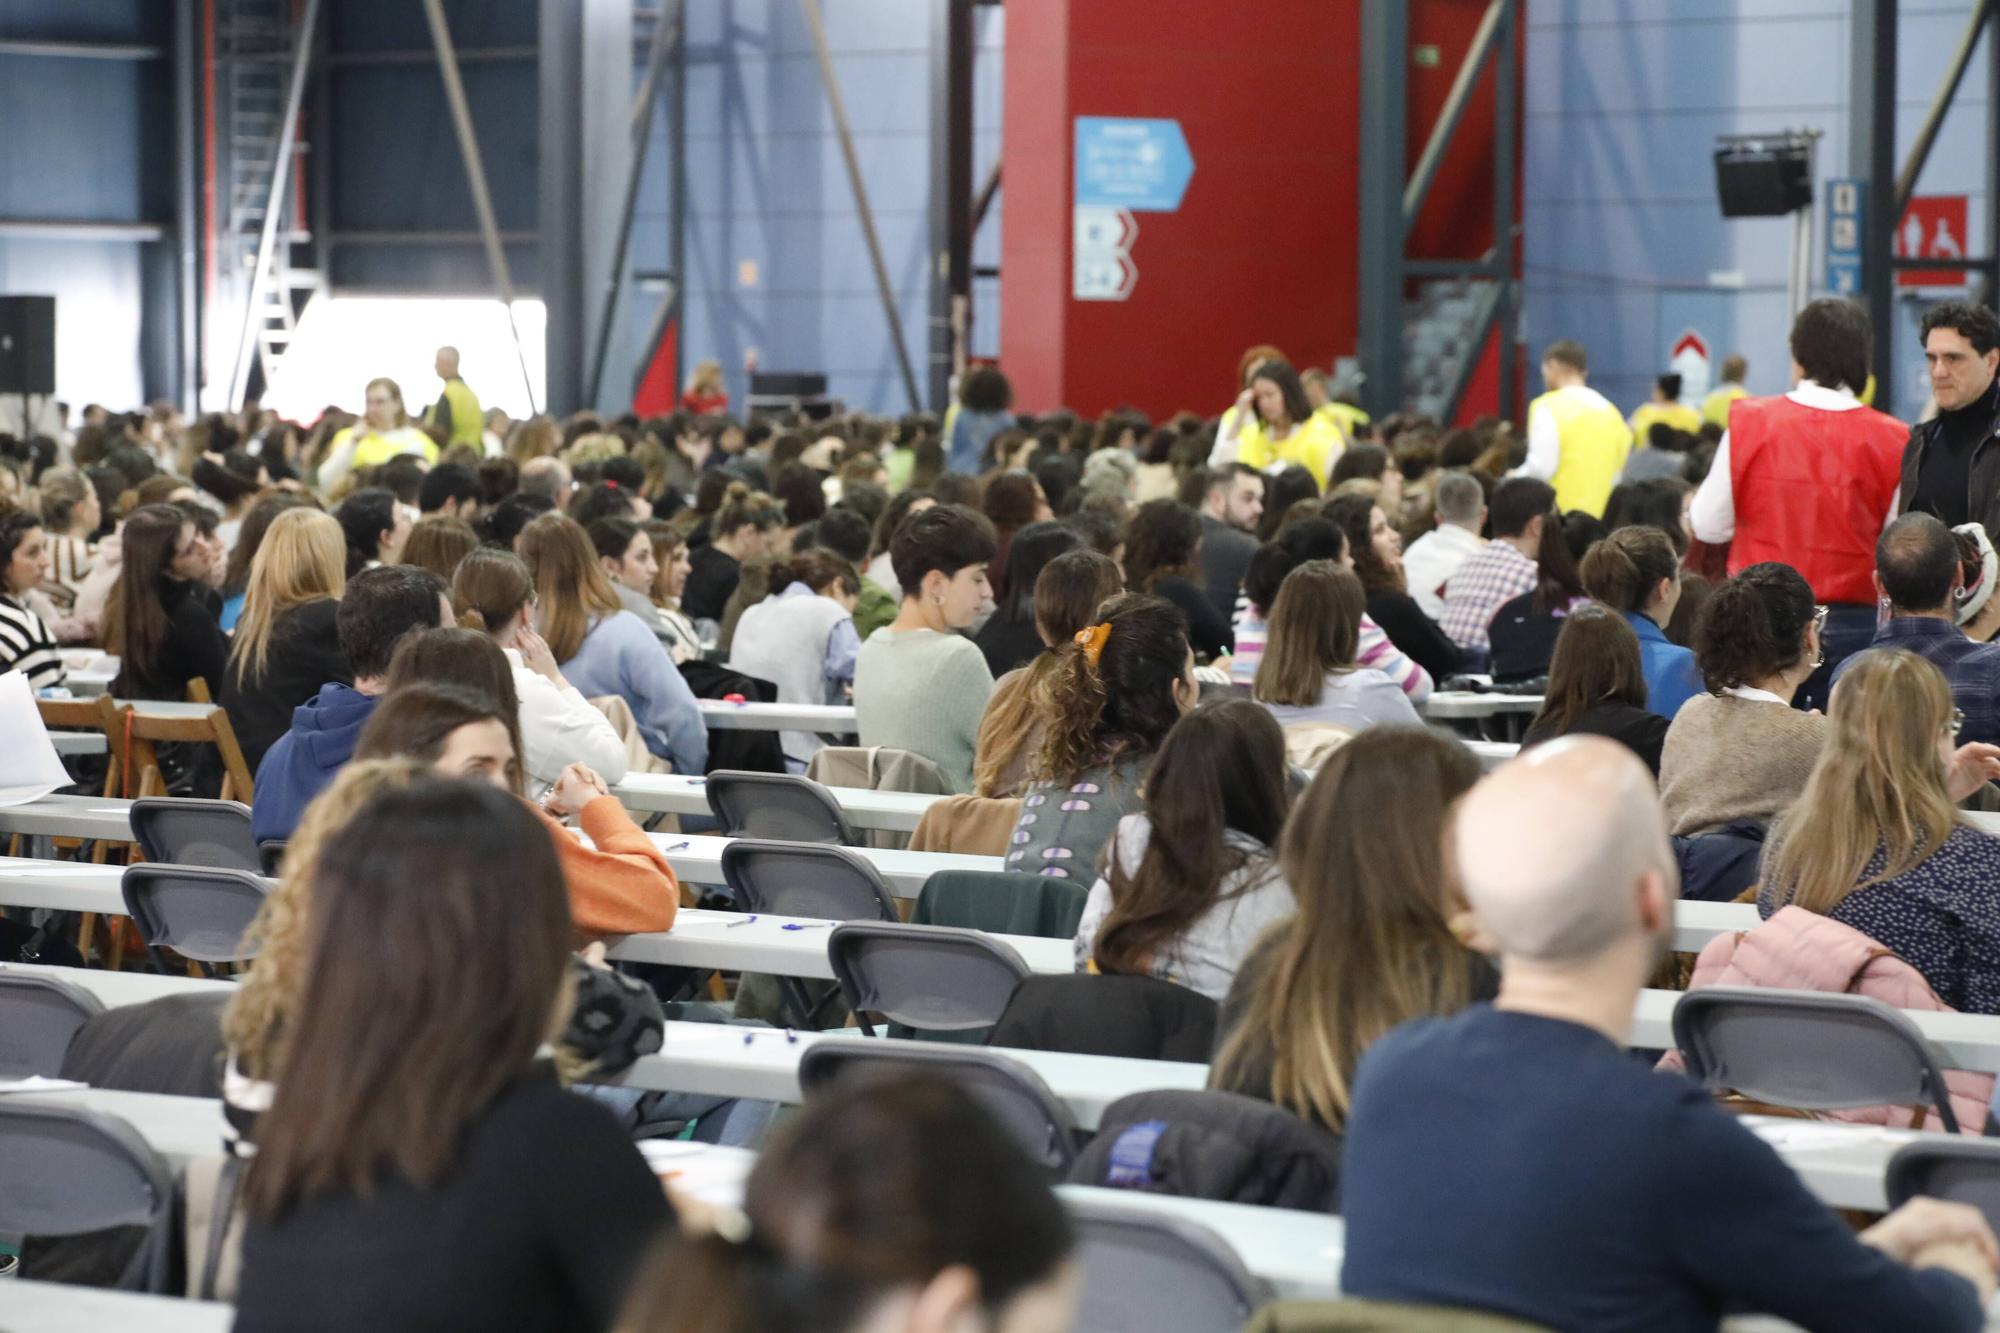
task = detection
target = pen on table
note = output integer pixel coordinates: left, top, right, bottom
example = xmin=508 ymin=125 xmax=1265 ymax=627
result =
xmin=661 ymin=840 xmax=691 ymax=852
xmin=725 ymin=914 xmax=759 ymax=928
xmin=781 ymin=922 xmax=831 ymax=931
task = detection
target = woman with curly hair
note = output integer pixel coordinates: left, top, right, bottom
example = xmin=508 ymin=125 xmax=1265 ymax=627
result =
xmin=1122 ymin=498 xmax=1233 ymax=660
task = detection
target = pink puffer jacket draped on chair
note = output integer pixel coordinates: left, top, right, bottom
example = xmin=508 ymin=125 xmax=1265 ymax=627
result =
xmin=1657 ymin=905 xmax=1993 ymax=1133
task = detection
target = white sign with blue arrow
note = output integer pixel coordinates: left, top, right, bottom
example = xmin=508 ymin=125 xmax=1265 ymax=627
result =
xmin=1073 ymin=117 xmax=1194 ymax=302
xmin=1826 ymin=178 xmax=1863 ymax=297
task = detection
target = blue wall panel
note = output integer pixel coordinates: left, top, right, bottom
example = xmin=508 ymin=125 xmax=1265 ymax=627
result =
xmin=1524 ymin=0 xmax=1995 ymax=424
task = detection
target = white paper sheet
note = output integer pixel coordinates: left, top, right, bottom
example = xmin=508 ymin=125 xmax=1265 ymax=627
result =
xmin=0 ymin=670 xmax=75 ymax=807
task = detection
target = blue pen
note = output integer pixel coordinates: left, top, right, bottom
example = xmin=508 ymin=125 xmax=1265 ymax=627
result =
xmin=725 ymin=914 xmax=759 ymax=928
xmin=781 ymin=922 xmax=830 ymax=931
xmin=661 ymin=840 xmax=691 ymax=852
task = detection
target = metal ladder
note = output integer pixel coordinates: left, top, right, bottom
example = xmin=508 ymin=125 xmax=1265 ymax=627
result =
xmin=219 ymin=0 xmax=321 ymax=404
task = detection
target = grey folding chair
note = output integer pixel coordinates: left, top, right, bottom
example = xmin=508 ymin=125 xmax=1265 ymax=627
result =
xmin=258 ymin=839 xmax=288 ymax=877
xmin=722 ymin=840 xmax=899 ymax=1027
xmin=120 ymin=863 xmax=270 ymax=977
xmin=1887 ymin=1138 xmax=2000 ymax=1232
xmin=0 ymin=972 xmax=106 ymax=1078
xmin=827 ymin=922 xmax=1031 ymax=1037
xmin=798 ymin=1041 xmax=1081 ymax=1172
xmin=129 ymin=797 xmax=262 ymax=871
xmin=705 ymin=770 xmax=856 ymax=845
xmin=1671 ymin=987 xmax=1962 ymax=1133
xmin=1067 ymin=1198 xmax=1270 ymax=1332
xmin=0 ymin=1101 xmax=177 ymax=1291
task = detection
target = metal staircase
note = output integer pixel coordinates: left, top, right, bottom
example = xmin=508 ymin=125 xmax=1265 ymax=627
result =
xmin=219 ymin=0 xmax=322 ymax=406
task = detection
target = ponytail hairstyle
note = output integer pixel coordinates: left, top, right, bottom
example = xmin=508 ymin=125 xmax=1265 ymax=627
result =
xmin=1030 ymin=592 xmax=1191 ymax=785
xmin=1531 ymin=503 xmax=1586 ymax=614
xmin=714 ymin=481 xmax=785 ymax=540
xmin=1094 ymin=700 xmax=1289 ymax=980
xmin=767 ymin=547 xmax=859 ymax=599
xmin=516 ymin=511 xmax=622 ymax=662
xmin=1578 ymin=525 xmax=1680 ymax=616
xmin=452 ymin=546 xmax=534 ymax=639
xmin=586 ymin=515 xmax=644 ymax=566
xmin=1692 ymin=561 xmax=1816 ymax=692
xmin=617 ymin=1077 xmax=1072 ymax=1333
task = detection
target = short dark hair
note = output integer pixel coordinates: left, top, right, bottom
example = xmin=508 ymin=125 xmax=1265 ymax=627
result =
xmin=336 ymin=564 xmax=449 ymax=678
xmin=483 ymin=491 xmax=554 ymax=548
xmin=1877 ymin=512 xmax=1960 ymax=611
xmin=1203 ymin=462 xmax=1262 ymax=498
xmin=335 ymin=487 xmax=400 ymax=574
xmin=889 ymin=503 xmax=996 ymax=596
xmin=586 ymin=515 xmax=643 ymax=564
xmin=419 ymin=462 xmax=479 ymax=514
xmin=1694 ymin=561 xmax=1816 ymax=691
xmin=1790 ymin=298 xmax=1872 ymax=393
xmin=1488 ymin=477 xmax=1556 ymax=539
xmin=959 ymin=366 xmax=1013 ymax=414
xmin=772 ymin=462 xmax=827 ymax=527
xmin=1920 ymin=299 xmax=2000 ymax=357
xmin=814 ymin=506 xmax=871 ymax=564
xmin=377 ymin=453 xmax=429 ymax=506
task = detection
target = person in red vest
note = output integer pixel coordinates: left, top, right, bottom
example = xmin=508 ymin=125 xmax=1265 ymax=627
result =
xmin=1689 ymin=298 xmax=1906 ymax=711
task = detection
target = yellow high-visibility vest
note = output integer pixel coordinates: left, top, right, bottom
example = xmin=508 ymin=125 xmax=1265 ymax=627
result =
xmin=424 ymin=377 xmax=483 ymax=451
xmin=1629 ymin=401 xmax=1703 ymax=442
xmin=1700 ymin=384 xmax=1747 ymax=429
xmin=1533 ymin=387 xmax=1632 ymax=517
xmin=1237 ymin=412 xmax=1346 ymax=490
xmin=342 ymin=424 xmax=437 ymax=471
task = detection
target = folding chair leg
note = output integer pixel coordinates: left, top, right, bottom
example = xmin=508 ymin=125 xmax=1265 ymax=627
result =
xmin=76 ymin=911 xmax=98 ymax=963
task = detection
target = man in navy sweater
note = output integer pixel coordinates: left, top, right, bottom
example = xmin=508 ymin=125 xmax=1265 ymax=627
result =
xmin=1340 ymin=736 xmax=1998 ymax=1332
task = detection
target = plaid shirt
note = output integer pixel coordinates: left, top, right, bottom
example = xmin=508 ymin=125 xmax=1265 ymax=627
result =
xmin=1439 ymin=541 xmax=1539 ymax=654
xmin=1831 ymin=615 xmax=2000 ymax=747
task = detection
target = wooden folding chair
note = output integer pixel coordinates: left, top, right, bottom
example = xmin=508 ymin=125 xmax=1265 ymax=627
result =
xmin=32 ymin=694 xmax=135 ymax=967
xmin=111 ymin=693 xmax=257 ymax=805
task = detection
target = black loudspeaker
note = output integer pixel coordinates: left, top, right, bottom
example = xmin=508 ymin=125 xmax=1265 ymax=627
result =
xmin=1714 ymin=142 xmax=1813 ymax=218
xmin=0 ymin=296 xmax=55 ymax=396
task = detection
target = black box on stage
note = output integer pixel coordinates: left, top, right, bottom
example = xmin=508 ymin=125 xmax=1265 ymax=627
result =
xmin=0 ymin=296 xmax=55 ymax=396
xmin=1714 ymin=142 xmax=1813 ymax=218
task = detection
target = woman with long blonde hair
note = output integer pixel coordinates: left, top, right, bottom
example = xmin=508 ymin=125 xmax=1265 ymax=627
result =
xmin=1759 ymin=649 xmax=2000 ymax=1013
xmin=1210 ymin=727 xmax=1493 ymax=1131
xmin=220 ymin=508 xmax=349 ymax=772
xmin=517 ymin=512 xmax=706 ymax=775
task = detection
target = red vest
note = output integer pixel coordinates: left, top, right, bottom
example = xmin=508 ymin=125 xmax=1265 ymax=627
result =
xmin=1727 ymin=394 xmax=1906 ymax=604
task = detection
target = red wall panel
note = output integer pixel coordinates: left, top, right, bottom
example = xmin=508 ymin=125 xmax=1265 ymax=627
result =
xmin=1001 ymin=0 xmax=1361 ymax=420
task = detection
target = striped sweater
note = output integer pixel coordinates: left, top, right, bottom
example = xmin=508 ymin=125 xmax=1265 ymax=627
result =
xmin=0 ymin=593 xmax=65 ymax=690
xmin=1230 ymin=604 xmax=1433 ymax=704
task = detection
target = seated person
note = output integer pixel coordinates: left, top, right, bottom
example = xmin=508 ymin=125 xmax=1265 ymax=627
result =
xmin=1327 ymin=492 xmax=1461 ymax=684
xmin=1834 ymin=511 xmax=2000 ymax=746
xmin=1580 ymin=524 xmax=1703 ymax=719
xmin=619 ymin=1078 xmax=1076 ymax=1333
xmin=1251 ymin=562 xmax=1422 ymax=733
xmin=1075 ymin=699 xmax=1294 ymax=1002
xmin=1339 ymin=736 xmax=2000 ymax=1332
xmin=853 ymin=504 xmax=997 ymax=793
xmin=1485 ymin=510 xmax=1591 ymax=683
xmin=1438 ymin=476 xmax=1556 ymax=660
xmin=727 ymin=549 xmax=863 ymax=772
xmin=251 ymin=564 xmax=451 ymax=844
xmin=974 ymin=548 xmax=1123 ymax=798
xmin=1758 ymin=649 xmax=2000 ymax=1014
xmin=1003 ymin=593 xmax=1194 ymax=880
xmin=1211 ymin=728 xmax=1491 ymax=1133
xmin=1522 ymin=604 xmax=1670 ymax=774
xmin=232 ymin=777 xmax=671 ymax=1331
xmin=1123 ymin=499 xmax=1234 ymax=660
xmin=1658 ymin=562 xmax=1825 ymax=836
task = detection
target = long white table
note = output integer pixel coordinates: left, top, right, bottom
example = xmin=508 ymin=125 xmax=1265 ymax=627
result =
xmin=697 ymin=699 xmax=857 ymax=734
xmin=1421 ymin=690 xmax=1543 ymax=720
xmin=644 ymin=832 xmax=999 ymax=898
xmin=0 ymin=1279 xmax=232 ymax=1332
xmin=604 ymin=907 xmax=1074 ymax=978
xmin=48 ymin=731 xmax=108 ymax=757
xmin=0 ymin=795 xmax=136 ymax=842
xmin=612 ymin=773 xmax=940 ymax=833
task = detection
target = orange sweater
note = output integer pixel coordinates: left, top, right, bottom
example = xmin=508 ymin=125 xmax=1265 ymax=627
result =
xmin=529 ymin=795 xmax=681 ymax=941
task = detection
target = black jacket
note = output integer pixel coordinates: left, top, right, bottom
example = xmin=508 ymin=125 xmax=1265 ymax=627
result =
xmin=1524 ymin=699 xmax=1669 ymax=775
xmin=1900 ymin=376 xmax=2000 ymax=534
xmin=1068 ymin=1087 xmax=1344 ymax=1212
xmin=1366 ymin=588 xmax=1462 ymax=683
xmin=113 ymin=578 xmax=230 ymax=702
xmin=220 ymin=598 xmax=352 ymax=773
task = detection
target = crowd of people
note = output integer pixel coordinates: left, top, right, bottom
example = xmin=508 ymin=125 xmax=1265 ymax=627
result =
xmin=10 ymin=296 xmax=2000 ymax=1330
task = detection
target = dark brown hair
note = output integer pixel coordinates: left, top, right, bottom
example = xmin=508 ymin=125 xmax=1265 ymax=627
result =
xmin=1578 ymin=526 xmax=1679 ymax=615
xmin=1523 ymin=604 xmax=1649 ymax=744
xmin=768 ymin=547 xmax=859 ymax=598
xmin=241 ymin=779 xmax=569 ymax=1218
xmin=1325 ymin=493 xmax=1402 ymax=595
xmin=452 ymin=546 xmax=533 ymax=637
xmin=1121 ymin=499 xmax=1202 ymax=593
xmin=103 ymin=503 xmax=194 ymax=683
xmin=399 ymin=514 xmax=479 ymax=584
xmin=356 ymin=673 xmax=523 ymax=796
xmin=1033 ymin=548 xmax=1123 ymax=647
xmin=1254 ymin=561 xmax=1365 ymax=706
xmin=1694 ymin=561 xmax=1815 ymax=691
xmin=1031 ymin=592 xmax=1189 ymax=784
xmin=1094 ymin=700 xmax=1288 ymax=979
xmin=517 ymin=512 xmax=622 ymax=662
xmin=619 ymin=1077 xmax=1070 ymax=1333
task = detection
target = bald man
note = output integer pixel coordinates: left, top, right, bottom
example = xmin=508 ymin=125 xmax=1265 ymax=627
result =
xmin=424 ymin=345 xmax=484 ymax=453
xmin=1339 ymin=738 xmax=1998 ymax=1332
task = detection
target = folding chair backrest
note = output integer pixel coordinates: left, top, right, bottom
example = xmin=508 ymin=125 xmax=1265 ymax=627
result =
xmin=120 ymin=703 xmax=256 ymax=802
xmin=827 ymin=922 xmax=1031 ymax=1032
xmin=720 ymin=839 xmax=897 ymax=921
xmin=797 ymin=1041 xmax=1080 ymax=1171
xmin=129 ymin=797 xmax=261 ymax=871
xmin=705 ymin=770 xmax=856 ymax=845
xmin=120 ymin=863 xmax=270 ymax=969
xmin=1671 ymin=987 xmax=1961 ymax=1132
xmin=0 ymin=971 xmax=107 ymax=1078
xmin=1886 ymin=1139 xmax=2000 ymax=1233
xmin=1068 ymin=1199 xmax=1269 ymax=1332
xmin=0 ymin=1101 xmax=177 ymax=1290
xmin=37 ymin=695 xmax=125 ymax=797
xmin=258 ymin=840 xmax=288 ymax=877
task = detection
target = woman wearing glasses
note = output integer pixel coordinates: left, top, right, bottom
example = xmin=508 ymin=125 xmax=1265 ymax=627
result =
xmin=1756 ymin=649 xmax=2000 ymax=1014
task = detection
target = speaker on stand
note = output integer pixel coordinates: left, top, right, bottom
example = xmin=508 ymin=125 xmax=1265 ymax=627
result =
xmin=0 ymin=295 xmax=57 ymax=439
